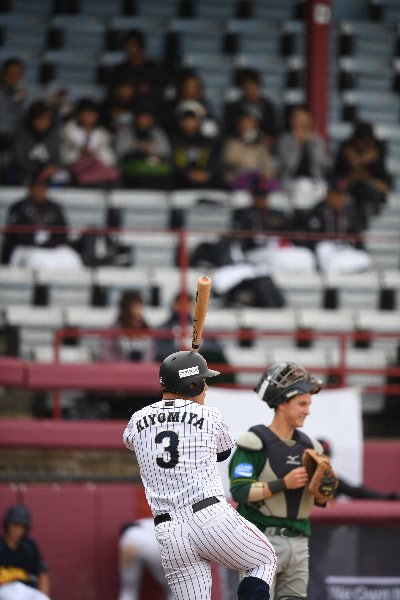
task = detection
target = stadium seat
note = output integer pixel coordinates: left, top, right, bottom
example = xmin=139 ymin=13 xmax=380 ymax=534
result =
xmin=331 ymin=347 xmax=390 ymax=414
xmin=107 ymin=190 xmax=171 ymax=229
xmin=223 ymin=346 xmax=270 ymax=387
xmin=32 ymin=345 xmax=92 ymax=363
xmin=322 ymin=271 xmax=381 ymax=310
xmin=297 ymin=308 xmax=356 ymax=350
xmin=49 ymin=188 xmax=106 ymax=230
xmin=272 ymin=272 xmax=324 ymax=309
xmin=64 ymin=306 xmax=117 ymax=328
xmin=355 ymin=309 xmax=400 ymax=359
xmin=4 ymin=306 xmax=64 ymax=359
xmin=151 ymin=267 xmax=205 ymax=308
xmin=35 ymin=268 xmax=93 ymax=307
xmin=169 ymin=189 xmax=229 ymax=209
xmin=93 ymin=266 xmax=152 ymax=306
xmin=0 ymin=267 xmax=34 ymax=307
xmin=379 ymin=269 xmax=400 ymax=309
xmin=270 ymin=347 xmax=332 ymax=384
xmin=116 ymin=231 xmax=178 ymax=267
xmin=238 ymin=307 xmax=299 ymax=350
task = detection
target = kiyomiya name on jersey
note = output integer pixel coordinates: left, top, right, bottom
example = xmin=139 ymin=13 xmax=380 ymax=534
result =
xmin=136 ymin=411 xmax=204 ymax=432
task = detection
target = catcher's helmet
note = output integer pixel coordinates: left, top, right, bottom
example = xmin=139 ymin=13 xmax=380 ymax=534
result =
xmin=255 ymin=362 xmax=322 ymax=408
xmin=160 ymin=351 xmax=220 ymax=398
xmin=3 ymin=505 xmax=31 ymax=530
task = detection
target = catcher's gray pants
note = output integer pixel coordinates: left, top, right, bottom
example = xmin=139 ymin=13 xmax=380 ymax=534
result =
xmin=265 ymin=531 xmax=309 ymax=600
xmin=154 ymin=499 xmax=277 ymax=600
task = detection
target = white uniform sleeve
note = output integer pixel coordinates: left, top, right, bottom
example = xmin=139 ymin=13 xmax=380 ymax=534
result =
xmin=214 ymin=409 xmax=235 ymax=454
xmin=123 ymin=416 xmax=136 ymax=452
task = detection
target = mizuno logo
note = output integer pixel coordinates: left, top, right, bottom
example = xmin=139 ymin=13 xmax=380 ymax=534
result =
xmin=178 ymin=366 xmax=199 ymax=378
xmin=286 ymin=455 xmax=301 ymax=465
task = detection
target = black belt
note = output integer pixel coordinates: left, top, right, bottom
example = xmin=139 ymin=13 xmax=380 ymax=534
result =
xmin=154 ymin=496 xmax=220 ymax=526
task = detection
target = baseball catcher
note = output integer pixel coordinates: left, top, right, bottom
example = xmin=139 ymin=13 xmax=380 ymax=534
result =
xmin=229 ymin=361 xmax=333 ymax=600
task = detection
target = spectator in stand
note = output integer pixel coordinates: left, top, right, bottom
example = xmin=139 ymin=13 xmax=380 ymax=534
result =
xmin=277 ymin=105 xmax=330 ymax=210
xmin=301 ymin=177 xmax=372 ymax=274
xmin=61 ymin=97 xmax=120 ymax=187
xmin=12 ymin=100 xmax=69 ymax=186
xmin=170 ymin=102 xmax=222 ymax=189
xmin=96 ymin=290 xmax=155 ymax=419
xmin=223 ymin=68 xmax=279 ymax=146
xmin=0 ymin=504 xmax=51 ymax=599
xmin=41 ymin=80 xmax=73 ymax=124
xmin=1 ymin=168 xmax=82 ymax=269
xmin=115 ymin=97 xmax=172 ymax=189
xmin=153 ymin=291 xmax=234 ymax=384
xmin=100 ymin=290 xmax=152 ymax=363
xmin=212 ymin=173 xmax=315 ymax=305
xmin=109 ymin=30 xmax=164 ymax=100
xmin=0 ymin=58 xmax=27 ymax=181
xmin=222 ymin=111 xmax=276 ymax=190
xmin=100 ymin=76 xmax=137 ymax=135
xmin=334 ymin=121 xmax=391 ymax=223
xmin=161 ymin=70 xmax=219 ymax=138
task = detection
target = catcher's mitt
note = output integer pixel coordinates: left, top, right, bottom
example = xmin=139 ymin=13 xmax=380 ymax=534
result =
xmin=302 ymin=448 xmax=338 ymax=504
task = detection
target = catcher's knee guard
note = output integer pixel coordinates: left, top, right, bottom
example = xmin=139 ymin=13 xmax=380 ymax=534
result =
xmin=238 ymin=576 xmax=270 ymax=600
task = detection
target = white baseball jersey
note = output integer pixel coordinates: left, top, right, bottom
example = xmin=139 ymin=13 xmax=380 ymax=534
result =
xmin=123 ymin=398 xmax=234 ymax=515
xmin=123 ymin=397 xmax=277 ymax=600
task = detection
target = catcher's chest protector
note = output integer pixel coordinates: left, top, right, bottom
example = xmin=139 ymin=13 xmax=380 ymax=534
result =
xmin=250 ymin=425 xmax=314 ymax=519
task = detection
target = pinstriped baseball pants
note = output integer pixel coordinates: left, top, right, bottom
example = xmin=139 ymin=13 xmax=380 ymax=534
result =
xmin=154 ymin=499 xmax=277 ymax=600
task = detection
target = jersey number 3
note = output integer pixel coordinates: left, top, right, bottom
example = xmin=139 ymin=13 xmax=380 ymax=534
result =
xmin=155 ymin=430 xmax=179 ymax=469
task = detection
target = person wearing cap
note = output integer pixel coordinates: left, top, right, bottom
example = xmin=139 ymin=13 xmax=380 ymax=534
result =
xmin=229 ymin=362 xmax=327 ymax=600
xmin=302 ymin=176 xmax=372 ymax=274
xmin=123 ymin=350 xmax=277 ymax=600
xmin=170 ymin=101 xmax=222 ymax=189
xmin=0 ymin=504 xmax=51 ymax=599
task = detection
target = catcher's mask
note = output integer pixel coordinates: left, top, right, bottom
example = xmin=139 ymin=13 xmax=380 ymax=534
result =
xmin=254 ymin=362 xmax=322 ymax=408
xmin=159 ymin=351 xmax=220 ymax=398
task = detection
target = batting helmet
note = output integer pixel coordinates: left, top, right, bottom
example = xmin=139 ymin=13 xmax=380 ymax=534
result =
xmin=159 ymin=351 xmax=220 ymax=398
xmin=255 ymin=362 xmax=322 ymax=408
xmin=3 ymin=505 xmax=31 ymax=530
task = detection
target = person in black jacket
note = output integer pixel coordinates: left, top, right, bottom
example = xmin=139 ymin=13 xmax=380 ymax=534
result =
xmin=12 ymin=101 xmax=66 ymax=185
xmin=170 ymin=103 xmax=222 ymax=189
xmin=223 ymin=69 xmax=279 ymax=145
xmin=1 ymin=169 xmax=82 ymax=268
xmin=300 ymin=177 xmax=372 ymax=274
xmin=334 ymin=121 xmax=391 ymax=224
xmin=0 ymin=505 xmax=50 ymax=599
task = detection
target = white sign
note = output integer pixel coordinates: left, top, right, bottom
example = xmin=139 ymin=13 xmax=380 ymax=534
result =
xmin=326 ymin=576 xmax=400 ymax=600
xmin=207 ymin=386 xmax=363 ymax=497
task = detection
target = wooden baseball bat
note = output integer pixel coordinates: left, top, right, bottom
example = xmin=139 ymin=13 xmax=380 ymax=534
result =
xmin=192 ymin=276 xmax=211 ymax=352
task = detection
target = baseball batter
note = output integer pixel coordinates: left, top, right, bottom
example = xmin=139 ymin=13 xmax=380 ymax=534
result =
xmin=123 ymin=350 xmax=277 ymax=600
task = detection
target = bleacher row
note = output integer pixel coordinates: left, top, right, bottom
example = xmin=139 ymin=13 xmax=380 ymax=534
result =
xmin=1 ymin=185 xmax=400 ymax=269
xmin=1 ymin=299 xmax=398 ymax=413
xmin=1 ymin=0 xmax=400 ymax=164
